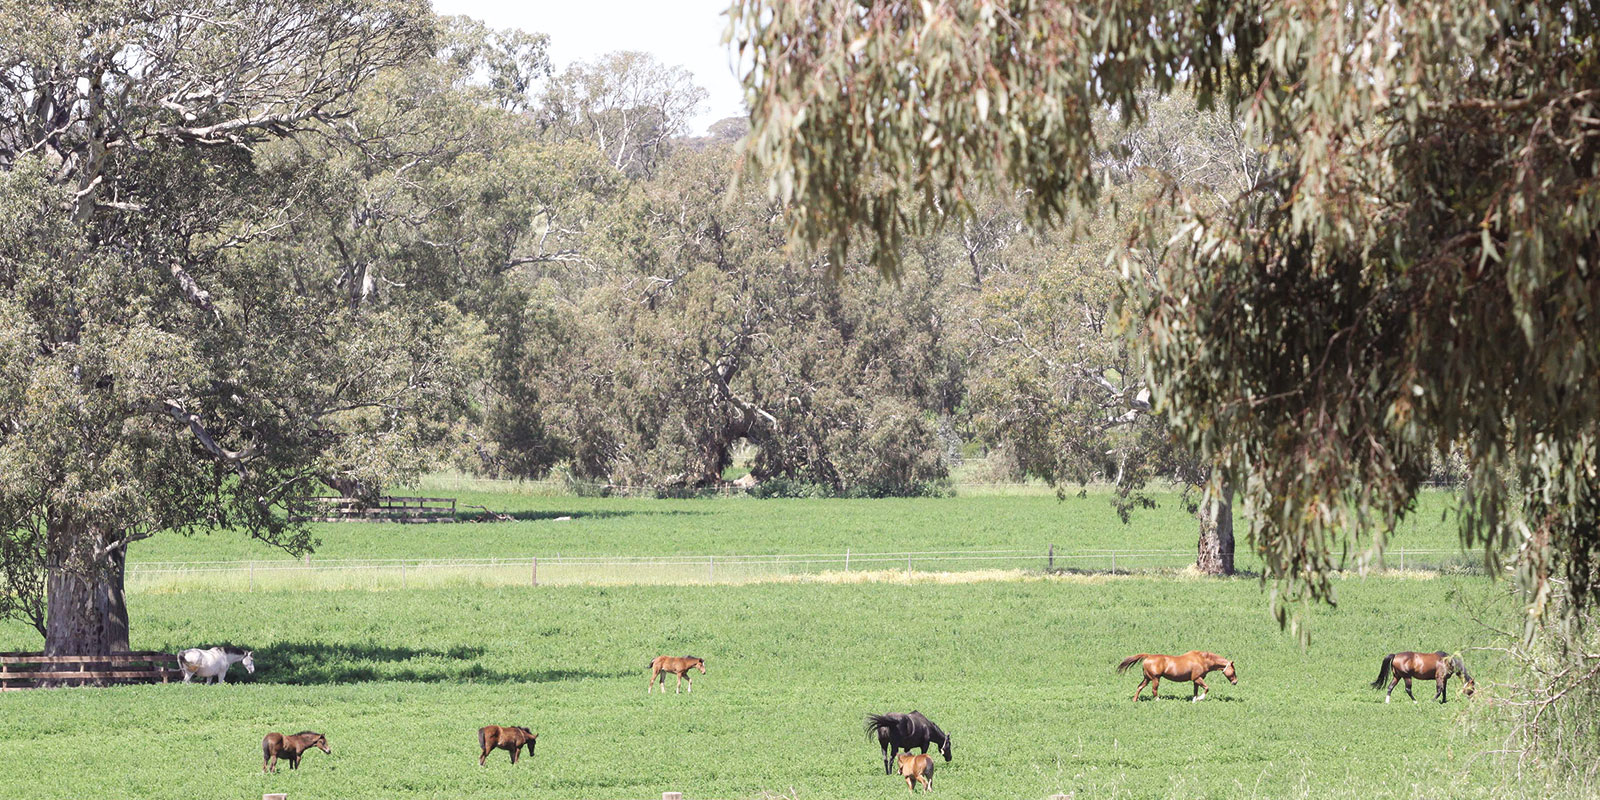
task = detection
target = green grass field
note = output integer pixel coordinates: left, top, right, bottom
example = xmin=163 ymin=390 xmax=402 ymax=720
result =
xmin=0 ymin=488 xmax=1530 ymax=799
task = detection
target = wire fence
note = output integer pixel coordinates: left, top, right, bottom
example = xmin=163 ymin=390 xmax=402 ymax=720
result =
xmin=124 ymin=547 xmax=1482 ymax=593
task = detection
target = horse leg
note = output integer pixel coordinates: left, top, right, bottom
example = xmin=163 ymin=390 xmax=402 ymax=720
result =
xmin=480 ymin=744 xmax=489 ymax=766
xmin=1132 ymin=677 xmax=1149 ymax=701
xmin=1437 ymin=675 xmax=1448 ymax=703
xmin=675 ymin=672 xmax=682 ymax=694
xmin=1386 ymin=674 xmax=1399 ymax=703
xmin=1403 ymin=676 xmax=1416 ymax=702
xmin=1150 ymin=677 xmax=1160 ymax=700
xmin=268 ymin=753 xmax=278 ymax=773
xmin=511 ymin=745 xmax=519 ymax=765
xmin=686 ymin=673 xmax=692 ymax=693
xmin=1193 ymin=676 xmax=1210 ymax=702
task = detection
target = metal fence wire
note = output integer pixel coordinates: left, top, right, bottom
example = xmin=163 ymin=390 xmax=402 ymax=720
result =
xmin=124 ymin=547 xmax=1481 ymax=592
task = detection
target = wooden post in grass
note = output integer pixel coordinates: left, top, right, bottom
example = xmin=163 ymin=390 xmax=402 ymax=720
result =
xmin=400 ymin=562 xmax=406 ymax=589
xmin=532 ymin=557 xmax=538 ymax=587
xmin=907 ymin=554 xmax=912 ymax=580
xmin=1048 ymin=543 xmax=1054 ymax=571
xmin=845 ymin=547 xmax=851 ymax=572
xmin=264 ymin=793 xmax=287 ymax=800
xmin=249 ymin=562 xmax=255 ymax=592
xmin=708 ymin=555 xmax=714 ymax=582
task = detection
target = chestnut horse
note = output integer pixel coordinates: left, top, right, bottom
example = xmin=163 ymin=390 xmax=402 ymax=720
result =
xmin=261 ymin=731 xmax=329 ymax=773
xmin=648 ymin=655 xmax=705 ymax=694
xmin=1118 ymin=651 xmax=1237 ymax=701
xmin=896 ymin=753 xmax=935 ymax=793
xmin=478 ymin=725 xmax=537 ymax=765
xmin=1371 ymin=651 xmax=1475 ymax=703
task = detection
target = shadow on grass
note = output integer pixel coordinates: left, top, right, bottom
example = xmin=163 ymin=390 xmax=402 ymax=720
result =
xmin=216 ymin=640 xmax=634 ymax=685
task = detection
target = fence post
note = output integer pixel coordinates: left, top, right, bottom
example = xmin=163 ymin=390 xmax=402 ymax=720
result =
xmin=1400 ymin=550 xmax=1405 ymax=572
xmin=532 ymin=557 xmax=538 ymax=587
xmin=1110 ymin=553 xmax=1116 ymax=574
xmin=400 ymin=562 xmax=406 ymax=590
xmin=249 ymin=562 xmax=255 ymax=592
xmin=708 ymin=555 xmax=714 ymax=582
xmin=1048 ymin=543 xmax=1055 ymax=572
xmin=845 ymin=547 xmax=851 ymax=572
xmin=907 ymin=554 xmax=913 ymax=580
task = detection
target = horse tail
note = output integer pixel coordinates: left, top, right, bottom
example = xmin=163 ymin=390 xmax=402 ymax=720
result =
xmin=1371 ymin=653 xmax=1394 ymax=689
xmin=864 ymin=713 xmax=894 ymax=740
xmin=1117 ymin=654 xmax=1148 ymax=673
xmin=478 ymin=727 xmax=486 ymax=751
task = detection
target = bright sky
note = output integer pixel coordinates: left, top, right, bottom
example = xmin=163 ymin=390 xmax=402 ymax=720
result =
xmin=431 ymin=0 xmax=747 ymax=135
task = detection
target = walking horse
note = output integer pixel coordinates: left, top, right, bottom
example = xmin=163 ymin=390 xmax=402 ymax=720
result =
xmin=648 ymin=655 xmax=705 ymax=693
xmin=1118 ymin=651 xmax=1237 ymax=701
xmin=1371 ymin=651 xmax=1475 ymax=703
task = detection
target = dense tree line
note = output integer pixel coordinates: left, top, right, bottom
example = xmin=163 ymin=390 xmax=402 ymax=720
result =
xmin=0 ymin=0 xmax=1252 ymax=657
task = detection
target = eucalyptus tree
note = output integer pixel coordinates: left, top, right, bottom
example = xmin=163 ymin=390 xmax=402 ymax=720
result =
xmin=730 ymin=0 xmax=1600 ymax=627
xmin=502 ymin=142 xmax=957 ymax=493
xmin=0 ymin=0 xmax=447 ymax=656
xmin=539 ymin=51 xmax=709 ymax=177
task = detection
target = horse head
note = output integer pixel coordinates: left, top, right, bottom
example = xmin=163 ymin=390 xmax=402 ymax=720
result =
xmin=1222 ymin=659 xmax=1238 ymax=684
xmin=241 ymin=651 xmax=256 ymax=674
xmin=939 ymin=734 xmax=953 ymax=761
xmin=523 ymin=729 xmax=537 ymax=754
xmin=696 ymin=658 xmax=706 ymax=674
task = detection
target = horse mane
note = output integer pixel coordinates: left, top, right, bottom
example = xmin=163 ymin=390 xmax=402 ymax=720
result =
xmin=294 ymin=731 xmax=321 ymax=737
xmin=221 ymin=645 xmax=250 ymax=656
xmin=683 ymin=655 xmax=700 ymax=661
xmin=1451 ymin=654 xmax=1472 ymax=680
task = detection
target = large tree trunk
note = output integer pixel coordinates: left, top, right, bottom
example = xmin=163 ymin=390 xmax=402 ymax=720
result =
xmin=1196 ymin=485 xmax=1235 ymax=576
xmin=43 ymin=516 xmax=123 ymax=659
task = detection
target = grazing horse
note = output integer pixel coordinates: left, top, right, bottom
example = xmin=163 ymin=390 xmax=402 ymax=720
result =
xmin=179 ymin=646 xmax=254 ymax=684
xmin=262 ymin=731 xmax=329 ymax=773
xmin=896 ymin=753 xmax=935 ymax=793
xmin=1371 ymin=651 xmax=1475 ymax=703
xmin=648 ymin=655 xmax=705 ymax=694
xmin=1118 ymin=651 xmax=1238 ymax=701
xmin=865 ymin=712 xmax=953 ymax=775
xmin=478 ymin=725 xmax=537 ymax=765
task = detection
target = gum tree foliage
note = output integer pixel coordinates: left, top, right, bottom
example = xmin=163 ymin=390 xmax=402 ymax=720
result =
xmin=730 ymin=1 xmax=1600 ymax=629
xmin=502 ymin=143 xmax=957 ymax=494
xmin=968 ymin=93 xmax=1258 ymax=574
xmin=0 ymin=0 xmax=465 ymax=655
xmin=538 ymin=51 xmax=709 ymax=178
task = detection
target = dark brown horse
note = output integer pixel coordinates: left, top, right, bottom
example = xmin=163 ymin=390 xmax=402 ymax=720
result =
xmin=261 ymin=731 xmax=329 ymax=773
xmin=1372 ymin=651 xmax=1475 ymax=703
xmin=1118 ymin=651 xmax=1238 ymax=701
xmin=478 ymin=725 xmax=537 ymax=765
xmin=648 ymin=655 xmax=705 ymax=694
xmin=896 ymin=753 xmax=935 ymax=793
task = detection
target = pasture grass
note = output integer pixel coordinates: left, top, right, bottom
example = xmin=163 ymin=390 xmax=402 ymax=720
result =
xmin=126 ymin=487 xmax=1476 ymax=571
xmin=0 ymin=575 xmax=1528 ymax=799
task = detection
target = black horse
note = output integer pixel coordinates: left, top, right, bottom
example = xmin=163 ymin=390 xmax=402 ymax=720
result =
xmin=865 ymin=712 xmax=953 ymax=775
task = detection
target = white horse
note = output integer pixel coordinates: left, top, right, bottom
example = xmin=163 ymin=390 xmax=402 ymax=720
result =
xmin=178 ymin=646 xmax=255 ymax=684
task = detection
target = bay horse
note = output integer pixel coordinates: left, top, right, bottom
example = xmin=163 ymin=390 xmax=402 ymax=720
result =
xmin=262 ymin=731 xmax=329 ymax=773
xmin=478 ymin=725 xmax=537 ymax=765
xmin=896 ymin=753 xmax=935 ymax=793
xmin=648 ymin=655 xmax=705 ymax=694
xmin=1371 ymin=651 xmax=1475 ymax=703
xmin=179 ymin=645 xmax=254 ymax=684
xmin=865 ymin=712 xmax=953 ymax=775
xmin=1118 ymin=651 xmax=1237 ymax=701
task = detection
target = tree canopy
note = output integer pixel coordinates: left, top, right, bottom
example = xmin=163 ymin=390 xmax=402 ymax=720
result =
xmin=730 ymin=0 xmax=1600 ymax=629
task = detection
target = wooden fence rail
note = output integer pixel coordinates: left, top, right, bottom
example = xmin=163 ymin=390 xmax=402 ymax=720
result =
xmin=0 ymin=651 xmax=181 ymax=690
xmin=288 ymin=495 xmax=457 ymax=524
